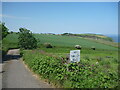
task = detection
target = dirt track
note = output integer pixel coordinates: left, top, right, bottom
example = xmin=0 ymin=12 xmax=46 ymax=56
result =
xmin=2 ymin=49 xmax=52 ymax=88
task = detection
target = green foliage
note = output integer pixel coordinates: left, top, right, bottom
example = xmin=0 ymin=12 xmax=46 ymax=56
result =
xmin=44 ymin=43 xmax=53 ymax=48
xmin=0 ymin=22 xmax=9 ymax=40
xmin=18 ymin=28 xmax=37 ymax=49
xmin=22 ymin=50 xmax=118 ymax=88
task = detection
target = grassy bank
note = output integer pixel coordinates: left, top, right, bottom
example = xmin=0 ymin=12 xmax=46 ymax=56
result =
xmin=22 ymin=49 xmax=118 ymax=88
xmin=2 ymin=33 xmax=19 ymax=57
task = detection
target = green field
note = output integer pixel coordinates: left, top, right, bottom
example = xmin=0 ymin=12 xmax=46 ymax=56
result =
xmin=34 ymin=34 xmax=118 ymax=50
xmin=2 ymin=33 xmax=18 ymax=55
xmin=2 ymin=33 xmax=118 ymax=50
xmin=2 ymin=33 xmax=119 ymax=88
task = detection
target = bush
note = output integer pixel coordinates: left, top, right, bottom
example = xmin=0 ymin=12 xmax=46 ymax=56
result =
xmin=91 ymin=46 xmax=96 ymax=50
xmin=18 ymin=28 xmax=37 ymax=49
xmin=75 ymin=45 xmax=81 ymax=49
xmin=44 ymin=43 xmax=53 ymax=48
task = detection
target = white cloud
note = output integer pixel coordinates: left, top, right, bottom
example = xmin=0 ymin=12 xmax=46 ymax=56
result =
xmin=0 ymin=14 xmax=30 ymax=19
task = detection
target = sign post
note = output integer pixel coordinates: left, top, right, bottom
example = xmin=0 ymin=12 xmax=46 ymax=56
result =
xmin=70 ymin=50 xmax=80 ymax=63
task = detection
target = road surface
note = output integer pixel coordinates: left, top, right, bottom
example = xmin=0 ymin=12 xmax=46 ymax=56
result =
xmin=2 ymin=49 xmax=53 ymax=88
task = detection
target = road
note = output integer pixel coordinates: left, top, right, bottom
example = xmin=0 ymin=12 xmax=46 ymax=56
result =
xmin=2 ymin=49 xmax=53 ymax=88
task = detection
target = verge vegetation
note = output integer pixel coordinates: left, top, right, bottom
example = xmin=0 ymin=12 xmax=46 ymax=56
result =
xmin=22 ymin=49 xmax=118 ymax=88
xmin=2 ymin=25 xmax=118 ymax=88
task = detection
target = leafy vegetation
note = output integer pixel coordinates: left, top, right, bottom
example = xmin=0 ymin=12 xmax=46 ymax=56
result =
xmin=0 ymin=22 xmax=10 ymax=56
xmin=0 ymin=22 xmax=9 ymax=40
xmin=22 ymin=49 xmax=118 ymax=88
xmin=18 ymin=28 xmax=37 ymax=49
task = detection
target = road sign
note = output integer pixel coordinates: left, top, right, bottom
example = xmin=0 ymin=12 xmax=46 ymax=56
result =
xmin=70 ymin=50 xmax=80 ymax=63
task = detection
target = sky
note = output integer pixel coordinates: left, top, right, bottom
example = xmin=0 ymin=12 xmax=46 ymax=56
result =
xmin=1 ymin=2 xmax=118 ymax=35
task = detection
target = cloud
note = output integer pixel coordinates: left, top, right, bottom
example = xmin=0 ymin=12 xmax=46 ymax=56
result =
xmin=0 ymin=14 xmax=30 ymax=19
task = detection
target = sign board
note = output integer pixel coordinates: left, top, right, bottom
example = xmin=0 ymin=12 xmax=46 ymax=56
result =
xmin=70 ymin=50 xmax=80 ymax=63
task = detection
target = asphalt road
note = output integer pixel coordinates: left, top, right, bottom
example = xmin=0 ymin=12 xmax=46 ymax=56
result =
xmin=2 ymin=49 xmax=52 ymax=88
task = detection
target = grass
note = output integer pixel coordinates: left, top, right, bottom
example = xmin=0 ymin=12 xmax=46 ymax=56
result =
xmin=22 ymin=49 xmax=118 ymax=88
xmin=38 ymin=46 xmax=118 ymax=83
xmin=83 ymin=37 xmax=118 ymax=47
xmin=2 ymin=32 xmax=118 ymax=88
xmin=34 ymin=34 xmax=118 ymax=50
xmin=2 ymin=33 xmax=118 ymax=51
xmin=2 ymin=33 xmax=19 ymax=56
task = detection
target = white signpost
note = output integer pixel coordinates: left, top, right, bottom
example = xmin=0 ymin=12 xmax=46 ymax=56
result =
xmin=70 ymin=50 xmax=80 ymax=63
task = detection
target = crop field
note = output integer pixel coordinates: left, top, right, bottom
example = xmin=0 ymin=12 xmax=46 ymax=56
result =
xmin=2 ymin=33 xmax=118 ymax=51
xmin=2 ymin=33 xmax=19 ymax=56
xmin=2 ymin=33 xmax=18 ymax=50
xmin=34 ymin=34 xmax=118 ymax=50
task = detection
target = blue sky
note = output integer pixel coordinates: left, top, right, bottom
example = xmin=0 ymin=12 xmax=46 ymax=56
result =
xmin=2 ymin=2 xmax=118 ymax=35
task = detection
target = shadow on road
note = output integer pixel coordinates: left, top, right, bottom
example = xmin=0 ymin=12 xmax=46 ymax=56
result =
xmin=2 ymin=54 xmax=21 ymax=63
xmin=1 ymin=49 xmax=21 ymax=73
xmin=2 ymin=49 xmax=21 ymax=63
xmin=0 ymin=71 xmax=5 ymax=73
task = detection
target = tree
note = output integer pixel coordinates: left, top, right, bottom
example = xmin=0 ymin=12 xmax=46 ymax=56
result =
xmin=18 ymin=28 xmax=37 ymax=49
xmin=0 ymin=22 xmax=9 ymax=40
xmin=10 ymin=31 xmax=13 ymax=34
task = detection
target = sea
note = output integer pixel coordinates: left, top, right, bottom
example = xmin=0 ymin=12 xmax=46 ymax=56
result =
xmin=105 ymin=34 xmax=119 ymax=43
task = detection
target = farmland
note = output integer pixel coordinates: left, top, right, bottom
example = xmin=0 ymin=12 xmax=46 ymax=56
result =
xmin=1 ymin=2 xmax=119 ymax=88
xmin=2 ymin=33 xmax=118 ymax=50
xmin=34 ymin=34 xmax=118 ymax=50
xmin=2 ymin=33 xmax=119 ymax=88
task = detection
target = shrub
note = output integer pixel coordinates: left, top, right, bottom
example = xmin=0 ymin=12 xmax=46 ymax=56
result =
xmin=44 ymin=43 xmax=53 ymax=48
xmin=75 ymin=45 xmax=82 ymax=49
xmin=91 ymin=46 xmax=96 ymax=50
xmin=10 ymin=31 xmax=13 ymax=34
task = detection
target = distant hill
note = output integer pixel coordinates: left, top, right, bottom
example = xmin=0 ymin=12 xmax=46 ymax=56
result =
xmin=61 ymin=33 xmax=113 ymax=42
